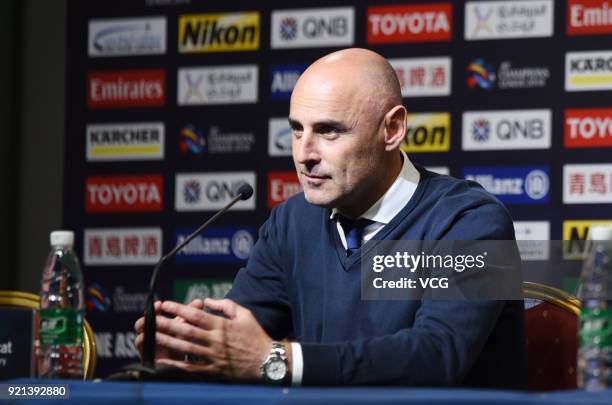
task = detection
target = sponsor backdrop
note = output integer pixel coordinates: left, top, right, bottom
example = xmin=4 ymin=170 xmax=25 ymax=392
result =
xmin=64 ymin=0 xmax=612 ymax=376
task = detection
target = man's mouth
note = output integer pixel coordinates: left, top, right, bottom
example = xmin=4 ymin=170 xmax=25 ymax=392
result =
xmin=302 ymin=172 xmax=328 ymax=179
xmin=301 ymin=171 xmax=330 ymax=184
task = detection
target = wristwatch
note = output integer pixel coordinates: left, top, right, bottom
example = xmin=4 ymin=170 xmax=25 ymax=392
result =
xmin=260 ymin=341 xmax=289 ymax=384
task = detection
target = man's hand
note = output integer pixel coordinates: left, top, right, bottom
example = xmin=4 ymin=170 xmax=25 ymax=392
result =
xmin=150 ymin=298 xmax=289 ymax=383
xmin=134 ymin=299 xmax=205 ymax=361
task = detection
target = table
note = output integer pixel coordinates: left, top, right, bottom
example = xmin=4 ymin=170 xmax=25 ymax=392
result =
xmin=4 ymin=379 xmax=612 ymax=404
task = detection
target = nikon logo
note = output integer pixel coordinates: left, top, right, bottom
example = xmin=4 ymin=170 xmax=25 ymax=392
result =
xmin=179 ymin=12 xmax=260 ymax=53
xmin=562 ymin=220 xmax=612 ymax=259
xmin=402 ymin=112 xmax=450 ymax=153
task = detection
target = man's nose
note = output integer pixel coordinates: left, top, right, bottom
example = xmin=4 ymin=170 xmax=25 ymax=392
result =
xmin=294 ymin=131 xmax=320 ymax=164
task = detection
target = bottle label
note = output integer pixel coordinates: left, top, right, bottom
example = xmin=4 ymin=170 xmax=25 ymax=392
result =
xmin=39 ymin=308 xmax=83 ymax=346
xmin=579 ymin=308 xmax=612 ymax=349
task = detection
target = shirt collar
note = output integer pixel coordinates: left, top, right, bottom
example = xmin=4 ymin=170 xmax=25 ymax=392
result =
xmin=330 ymin=151 xmax=420 ymax=225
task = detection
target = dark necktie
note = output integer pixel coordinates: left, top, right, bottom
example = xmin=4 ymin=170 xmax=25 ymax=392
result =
xmin=336 ymin=215 xmax=375 ymax=256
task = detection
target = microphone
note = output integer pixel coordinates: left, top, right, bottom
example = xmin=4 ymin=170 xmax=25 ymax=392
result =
xmin=105 ymin=183 xmax=254 ymax=381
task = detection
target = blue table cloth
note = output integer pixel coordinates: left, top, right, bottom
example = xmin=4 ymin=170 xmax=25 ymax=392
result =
xmin=4 ymin=379 xmax=612 ymax=404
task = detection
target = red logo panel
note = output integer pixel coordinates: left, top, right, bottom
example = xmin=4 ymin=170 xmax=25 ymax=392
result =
xmin=367 ymin=3 xmax=452 ymax=44
xmin=565 ymin=108 xmax=612 ymax=148
xmin=267 ymin=172 xmax=302 ymax=209
xmin=567 ymin=0 xmax=612 ymax=36
xmin=87 ymin=69 xmax=165 ymax=108
xmin=86 ymin=175 xmax=163 ymax=213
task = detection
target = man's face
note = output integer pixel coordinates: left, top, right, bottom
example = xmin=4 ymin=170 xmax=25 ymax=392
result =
xmin=289 ymin=80 xmax=384 ymax=211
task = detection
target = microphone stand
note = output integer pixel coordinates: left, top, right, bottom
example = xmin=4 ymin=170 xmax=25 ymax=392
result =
xmin=105 ymin=185 xmax=253 ymax=381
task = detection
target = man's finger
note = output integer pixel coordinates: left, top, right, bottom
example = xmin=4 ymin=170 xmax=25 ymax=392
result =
xmin=154 ymin=331 xmax=214 ymax=359
xmin=155 ymin=358 xmax=218 ymax=374
xmin=188 ymin=299 xmax=204 ymax=309
xmin=134 ymin=333 xmax=143 ymax=350
xmin=203 ymin=298 xmax=238 ymax=319
xmin=155 ymin=315 xmax=211 ymax=344
xmin=175 ymin=299 xmax=206 ymax=323
xmin=161 ymin=301 xmax=218 ymax=329
xmin=134 ymin=301 xmax=163 ymax=332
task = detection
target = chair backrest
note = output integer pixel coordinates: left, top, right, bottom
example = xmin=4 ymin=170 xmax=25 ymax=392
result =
xmin=0 ymin=290 xmax=96 ymax=380
xmin=523 ymin=281 xmax=581 ymax=391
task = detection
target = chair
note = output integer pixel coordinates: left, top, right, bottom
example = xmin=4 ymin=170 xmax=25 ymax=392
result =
xmin=0 ymin=290 xmax=96 ymax=380
xmin=523 ymin=281 xmax=581 ymax=391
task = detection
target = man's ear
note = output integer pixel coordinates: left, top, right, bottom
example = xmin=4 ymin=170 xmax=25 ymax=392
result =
xmin=383 ymin=105 xmax=407 ymax=151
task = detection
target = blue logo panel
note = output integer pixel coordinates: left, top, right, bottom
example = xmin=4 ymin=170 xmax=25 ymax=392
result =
xmin=175 ymin=227 xmax=257 ymax=264
xmin=462 ymin=166 xmax=550 ymax=204
xmin=270 ymin=64 xmax=306 ymax=101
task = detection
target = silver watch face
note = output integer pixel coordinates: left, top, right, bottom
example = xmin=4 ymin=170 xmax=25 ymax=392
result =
xmin=265 ymin=358 xmax=287 ymax=381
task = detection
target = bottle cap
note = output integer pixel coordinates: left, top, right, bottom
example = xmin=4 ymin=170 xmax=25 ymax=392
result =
xmin=50 ymin=230 xmax=74 ymax=247
xmin=590 ymin=225 xmax=612 ymax=241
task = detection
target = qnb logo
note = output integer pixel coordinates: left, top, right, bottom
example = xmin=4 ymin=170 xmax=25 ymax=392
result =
xmin=271 ymin=7 xmax=354 ymax=49
xmin=178 ymin=12 xmax=260 ymax=53
xmin=183 ymin=180 xmax=202 ymax=204
xmin=175 ymin=172 xmax=256 ymax=211
xmin=472 ymin=119 xmax=491 ymax=142
xmin=467 ymin=58 xmax=496 ymax=89
xmin=85 ymin=175 xmax=163 ymax=213
xmin=206 ymin=181 xmax=246 ymax=202
xmin=280 ymin=16 xmax=348 ymax=41
xmin=462 ymin=110 xmax=551 ymax=151
xmin=496 ymin=119 xmax=545 ymax=140
xmin=280 ymin=17 xmax=298 ymax=40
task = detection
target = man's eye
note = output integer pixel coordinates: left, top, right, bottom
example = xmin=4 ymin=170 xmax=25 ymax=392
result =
xmin=320 ymin=128 xmax=340 ymax=139
xmin=292 ymin=129 xmax=303 ymax=138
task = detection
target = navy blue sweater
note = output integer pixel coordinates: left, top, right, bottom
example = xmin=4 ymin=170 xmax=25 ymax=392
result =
xmin=227 ymin=167 xmax=526 ymax=387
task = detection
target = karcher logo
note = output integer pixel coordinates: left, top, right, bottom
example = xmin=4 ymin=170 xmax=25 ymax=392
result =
xmin=402 ymin=112 xmax=450 ymax=153
xmin=562 ymin=220 xmax=612 ymax=259
xmin=179 ymin=12 xmax=260 ymax=53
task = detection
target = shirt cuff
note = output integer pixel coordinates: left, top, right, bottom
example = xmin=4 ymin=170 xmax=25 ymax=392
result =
xmin=290 ymin=342 xmax=303 ymax=386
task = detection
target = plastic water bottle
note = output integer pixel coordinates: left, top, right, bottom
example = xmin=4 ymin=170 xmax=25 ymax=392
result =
xmin=577 ymin=225 xmax=612 ymax=390
xmin=38 ymin=231 xmax=84 ymax=379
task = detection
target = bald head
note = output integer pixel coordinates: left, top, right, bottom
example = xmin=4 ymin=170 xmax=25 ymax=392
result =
xmin=293 ymin=48 xmax=402 ymax=117
xmin=289 ymin=48 xmax=408 ymax=217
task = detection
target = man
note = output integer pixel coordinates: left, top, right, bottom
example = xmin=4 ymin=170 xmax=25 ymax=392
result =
xmin=135 ymin=48 xmax=526 ymax=387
